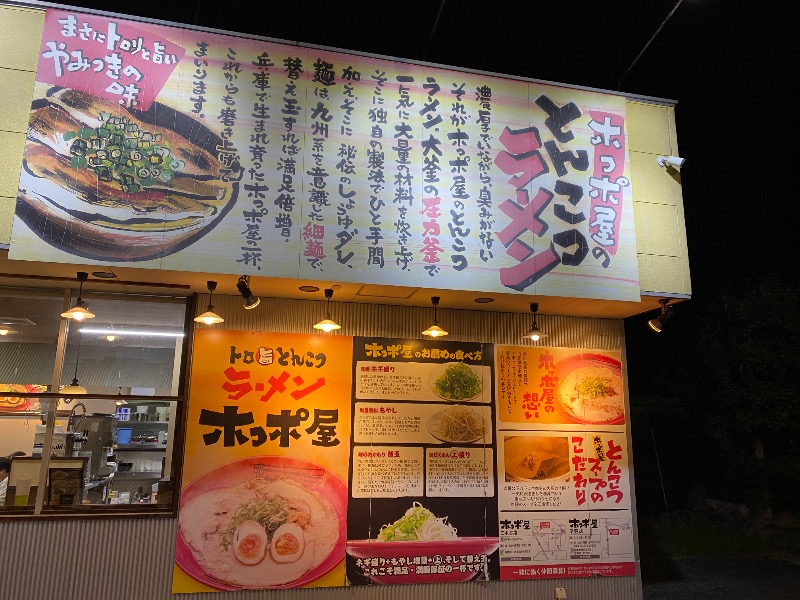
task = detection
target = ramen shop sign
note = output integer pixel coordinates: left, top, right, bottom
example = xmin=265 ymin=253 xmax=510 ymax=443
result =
xmin=12 ymin=8 xmax=639 ymax=303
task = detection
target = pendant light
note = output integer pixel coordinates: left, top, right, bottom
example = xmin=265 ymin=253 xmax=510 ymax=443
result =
xmin=313 ymin=288 xmax=341 ymax=332
xmin=194 ymin=281 xmax=224 ymax=324
xmin=422 ymin=296 xmax=448 ymax=337
xmin=61 ymin=272 xmax=96 ymax=321
xmin=524 ymin=303 xmax=548 ymax=341
xmin=61 ymin=329 xmax=87 ymax=397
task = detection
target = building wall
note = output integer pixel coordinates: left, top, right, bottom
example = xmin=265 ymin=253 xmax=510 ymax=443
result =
xmin=627 ymin=101 xmax=691 ymax=296
xmin=1 ymin=296 xmax=643 ymax=600
xmin=0 ymin=4 xmax=690 ymax=297
xmin=0 ymin=5 xmax=42 ymax=247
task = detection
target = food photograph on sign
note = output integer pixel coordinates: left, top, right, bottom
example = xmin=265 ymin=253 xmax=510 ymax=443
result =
xmin=354 ymin=359 xmax=491 ymax=404
xmin=555 ymin=354 xmax=624 ymax=425
xmin=503 ymin=436 xmax=570 ymax=483
xmin=12 ymin=8 xmax=638 ymax=303
xmin=426 ymin=405 xmax=489 ymax=444
xmin=176 ymin=456 xmax=347 ymax=590
xmin=174 ymin=330 xmax=353 ymax=592
xmin=427 ymin=362 xmax=484 ymax=402
xmin=346 ymin=500 xmax=500 ymax=585
xmin=0 ymin=384 xmax=46 ymax=412
xmin=496 ymin=346 xmax=626 ymax=428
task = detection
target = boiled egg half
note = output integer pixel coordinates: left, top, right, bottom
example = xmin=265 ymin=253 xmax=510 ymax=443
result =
xmin=233 ymin=520 xmax=268 ymax=565
xmin=270 ymin=522 xmax=305 ymax=563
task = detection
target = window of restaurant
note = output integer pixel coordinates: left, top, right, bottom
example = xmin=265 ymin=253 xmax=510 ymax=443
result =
xmin=0 ymin=286 xmax=191 ymax=517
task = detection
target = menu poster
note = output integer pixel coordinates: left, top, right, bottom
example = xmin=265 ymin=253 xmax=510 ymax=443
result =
xmin=346 ymin=337 xmax=500 ymax=585
xmin=48 ymin=467 xmax=83 ymax=505
xmin=173 ymin=330 xmax=354 ymax=593
xmin=496 ymin=346 xmax=635 ymax=579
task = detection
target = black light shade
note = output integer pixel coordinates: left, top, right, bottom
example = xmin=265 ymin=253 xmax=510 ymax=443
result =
xmin=648 ymin=299 xmax=674 ymax=333
xmin=61 ymin=329 xmax=87 ymax=397
xmin=236 ymin=275 xmax=260 ymax=309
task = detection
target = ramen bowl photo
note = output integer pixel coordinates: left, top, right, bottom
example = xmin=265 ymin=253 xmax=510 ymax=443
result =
xmin=176 ymin=456 xmax=347 ymax=590
xmin=555 ymin=354 xmax=625 ymax=425
xmin=17 ymin=87 xmax=239 ymax=262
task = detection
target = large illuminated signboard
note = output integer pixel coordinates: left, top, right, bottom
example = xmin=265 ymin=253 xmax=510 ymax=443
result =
xmin=11 ymin=8 xmax=638 ymax=301
xmin=175 ymin=332 xmax=634 ymax=592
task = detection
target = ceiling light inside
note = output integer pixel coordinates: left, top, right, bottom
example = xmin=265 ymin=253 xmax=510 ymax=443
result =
xmin=61 ymin=271 xmax=95 ymax=321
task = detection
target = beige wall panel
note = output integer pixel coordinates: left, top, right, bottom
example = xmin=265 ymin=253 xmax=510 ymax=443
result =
xmin=0 ymin=6 xmax=44 ymax=71
xmin=630 ymin=150 xmax=681 ymax=206
xmin=0 ymin=195 xmax=13 ymax=244
xmin=627 ymin=102 xmax=674 ymax=155
xmin=637 ymin=253 xmax=691 ymax=295
xmin=634 ymin=203 xmax=683 ymax=257
xmin=0 ymin=68 xmax=35 ymax=134
xmin=0 ymin=129 xmax=25 ymax=197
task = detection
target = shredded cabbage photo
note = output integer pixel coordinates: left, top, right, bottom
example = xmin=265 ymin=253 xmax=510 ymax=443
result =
xmin=434 ymin=362 xmax=482 ymax=400
xmin=377 ymin=502 xmax=458 ymax=542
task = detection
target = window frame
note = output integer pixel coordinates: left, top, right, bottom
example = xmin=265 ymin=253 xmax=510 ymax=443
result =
xmin=0 ymin=284 xmax=196 ymax=519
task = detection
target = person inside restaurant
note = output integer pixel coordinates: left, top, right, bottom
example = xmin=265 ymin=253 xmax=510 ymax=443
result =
xmin=0 ymin=456 xmax=10 ymax=505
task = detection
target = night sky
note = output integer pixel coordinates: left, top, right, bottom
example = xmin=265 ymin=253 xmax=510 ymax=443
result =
xmin=49 ymin=0 xmax=800 ymax=391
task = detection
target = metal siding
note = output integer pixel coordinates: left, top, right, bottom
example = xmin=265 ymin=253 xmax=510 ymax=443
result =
xmin=2 ymin=297 xmax=639 ymax=600
xmin=0 ymin=342 xmax=57 ymax=383
xmin=0 ymin=517 xmax=641 ymax=600
xmin=196 ymin=295 xmax=623 ymax=350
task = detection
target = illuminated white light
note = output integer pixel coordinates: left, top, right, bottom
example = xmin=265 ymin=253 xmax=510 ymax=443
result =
xmin=421 ymin=324 xmax=448 ymax=337
xmin=313 ymin=319 xmax=341 ymax=333
xmin=61 ymin=304 xmax=95 ymax=320
xmin=194 ymin=310 xmax=224 ymax=325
